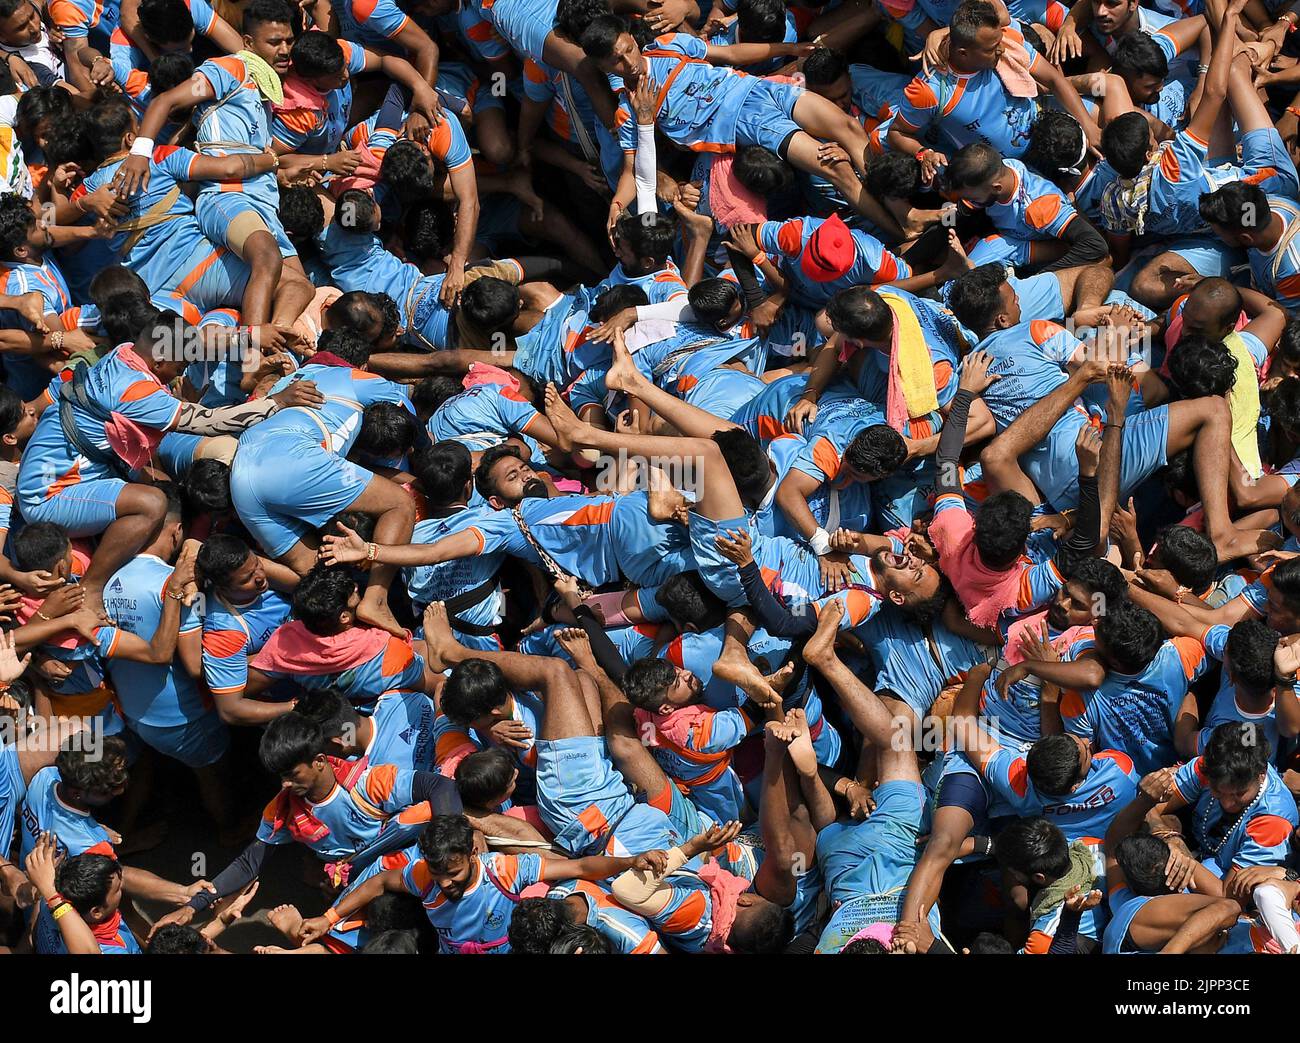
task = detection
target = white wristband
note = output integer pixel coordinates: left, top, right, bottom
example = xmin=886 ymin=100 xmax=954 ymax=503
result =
xmin=810 ymin=527 xmax=832 ymax=556
xmin=129 ymin=137 xmax=154 ymax=158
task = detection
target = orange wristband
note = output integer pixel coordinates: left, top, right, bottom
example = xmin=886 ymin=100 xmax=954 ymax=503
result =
xmin=324 ymin=906 xmax=343 ymax=926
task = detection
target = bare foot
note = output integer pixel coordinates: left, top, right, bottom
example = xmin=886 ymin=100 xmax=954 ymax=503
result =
xmin=784 ymin=708 xmax=818 ymax=777
xmin=543 ymin=382 xmax=588 ymax=454
xmin=604 ymin=330 xmax=642 ymax=395
xmin=714 ymin=644 xmax=782 ymax=709
xmin=421 ymin=602 xmax=460 ymax=672
xmin=555 ymin=626 xmax=596 ymax=670
xmin=802 ymin=598 xmax=845 ymax=668
xmin=267 ymin=904 xmax=304 ymax=942
xmin=356 ymin=594 xmax=407 ymax=638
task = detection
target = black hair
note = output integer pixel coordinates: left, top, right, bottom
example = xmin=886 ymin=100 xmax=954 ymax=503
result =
xmin=1151 ymin=524 xmax=1217 ymax=593
xmin=99 ymin=291 xmax=159 ymax=346
xmin=946 ymin=142 xmax=1003 ymax=191
xmin=413 ymin=441 xmax=472 ymax=506
xmin=1169 ymin=334 xmax=1236 ymax=400
xmin=735 ymin=0 xmax=786 ymax=42
xmin=0 ymin=191 xmax=34 ymax=260
xmin=293 ymin=687 xmax=361 ymax=743
xmin=727 ymin=899 xmax=794 ymax=954
xmin=460 ymin=277 xmax=520 ymax=333
xmin=88 ymin=266 xmax=148 ymax=310
xmin=1023 ymin=111 xmax=1089 ymax=188
xmin=291 ymin=565 xmax=359 ymax=636
xmin=948 ymin=263 xmax=1010 ymax=333
xmin=242 ymin=0 xmax=295 ymax=34
xmin=316 ymin=327 xmax=371 ymax=368
xmin=974 ymin=490 xmax=1033 ymax=570
xmin=1224 ymin=619 xmax=1279 ymax=697
xmin=550 ymin=924 xmax=612 ymax=953
xmin=0 ymin=384 xmax=20 ymax=438
xmin=508 ymin=897 xmax=568 ymax=953
xmin=950 ymin=0 xmax=1001 ymax=49
xmin=1026 ymin=734 xmax=1083 ymax=796
xmin=417 ymin=813 xmax=477 ymax=872
xmin=474 ymin=443 xmax=527 ymax=501
xmin=579 ymin=13 xmax=628 ymax=59
xmin=732 ymin=146 xmax=793 ymax=196
xmin=410 ymin=378 xmax=464 ymax=420
xmin=827 ymin=286 xmax=893 ymax=342
xmin=994 ymin=817 xmax=1071 ymax=879
xmin=181 ymin=457 xmax=232 ymax=517
xmin=138 ymin=0 xmax=194 ymax=45
xmin=290 ymin=29 xmax=344 ymax=78
xmin=14 ymin=85 xmax=73 ymax=142
xmin=1101 ymin=111 xmax=1152 ymax=179
xmin=380 ymin=139 xmax=438 ymax=205
xmin=357 ymin=401 xmax=418 ymax=458
xmin=1067 ymin=556 xmax=1128 ymax=606
xmin=713 ymin=427 xmax=770 ymax=504
xmin=195 ymin=532 xmax=253 ymax=591
xmin=1201 ymin=720 xmax=1270 ymax=789
xmin=146 ymin=924 xmax=210 ymax=953
xmin=1200 ymin=181 xmax=1273 ymax=236
xmin=621 ymin=656 xmax=678 ymax=711
xmin=899 ymin=573 xmax=953 ymax=626
xmin=328 ymin=290 xmax=400 ymax=343
xmin=555 ymin=0 xmax=612 ymax=41
xmin=454 ymin=746 xmax=516 ymax=807
xmin=1094 ymin=598 xmax=1162 ymax=674
xmin=280 ymin=186 xmax=326 ymax=244
xmin=1116 ymin=833 xmax=1171 ymax=896
xmin=57 ymin=734 xmax=127 ymax=794
xmin=970 ymin=932 xmax=1015 ymax=953
xmin=441 ymin=658 xmax=511 ymax=725
xmin=866 ymin=150 xmax=922 ymax=202
xmin=802 ymin=45 xmax=848 ymax=87
xmin=614 ymin=210 xmax=675 ymax=265
xmin=55 ymin=854 xmax=123 ymax=916
xmin=335 ymin=190 xmax=381 ymax=237
xmin=655 ymin=572 xmax=728 ymax=631
xmin=591 ymin=284 xmax=650 ymax=322
xmin=844 ymin=425 xmax=906 ymax=479
xmin=150 ymin=51 xmax=195 ymax=93
xmin=400 ymin=199 xmax=454 ymax=263
xmin=1277 ymin=320 xmax=1300 ymax=374
xmin=258 ymin=713 xmax=325 ymax=776
xmin=12 ymin=521 xmax=69 ymax=573
xmin=687 ymin=278 xmax=740 ymax=326
xmin=360 ymin=929 xmax=419 ymax=954
xmin=1111 ymin=31 xmax=1169 ymax=82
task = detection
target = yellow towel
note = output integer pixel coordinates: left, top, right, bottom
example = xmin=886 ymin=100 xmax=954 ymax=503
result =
xmin=238 ymin=50 xmax=284 ymax=105
xmin=880 ymin=290 xmax=938 ymax=430
xmin=1224 ymin=331 xmax=1263 ymax=479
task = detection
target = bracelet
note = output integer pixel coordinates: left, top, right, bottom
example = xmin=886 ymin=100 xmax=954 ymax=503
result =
xmin=1288 ymin=106 xmax=1300 ymax=120
xmin=1174 ymin=585 xmax=1191 ymax=605
xmin=366 ymin=542 xmax=378 ymax=562
xmin=916 ymin=148 xmax=932 ymax=162
xmin=1104 ymin=422 xmax=1124 ymax=430
xmin=50 ymin=329 xmax=64 ymax=353
xmin=166 ymin=587 xmax=184 ymax=601
xmin=324 ymin=905 xmax=343 ymax=926
xmin=46 ymin=892 xmax=66 ymax=911
xmin=810 ymin=527 xmax=832 ymax=556
xmin=34 ymin=609 xmax=50 ymax=621
xmin=51 ymin=902 xmax=72 ymax=921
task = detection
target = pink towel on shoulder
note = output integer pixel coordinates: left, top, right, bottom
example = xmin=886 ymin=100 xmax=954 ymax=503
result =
xmin=1161 ymin=301 xmax=1247 ymax=378
xmin=103 ymin=344 xmax=168 ymax=470
xmin=929 ymin=502 xmax=1024 ymax=627
xmin=996 ymin=28 xmax=1038 ymax=99
xmin=251 ymin=620 xmax=395 ymax=676
xmin=462 ymin=362 xmax=520 ymax=393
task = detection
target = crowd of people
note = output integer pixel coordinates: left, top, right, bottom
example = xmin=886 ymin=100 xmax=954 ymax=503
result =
xmin=0 ymin=0 xmax=1296 ymax=957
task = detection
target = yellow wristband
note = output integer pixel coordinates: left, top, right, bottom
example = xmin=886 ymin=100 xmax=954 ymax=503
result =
xmin=52 ymin=903 xmax=72 ymax=921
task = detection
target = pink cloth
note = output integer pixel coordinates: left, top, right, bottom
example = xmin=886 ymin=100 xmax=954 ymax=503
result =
xmin=698 ymin=860 xmax=752 ymax=954
xmin=848 ymin=922 xmax=897 ymax=947
xmin=274 ymin=76 xmax=327 ymax=117
xmin=929 ymin=503 xmax=1024 ymax=627
xmin=251 ymin=620 xmax=396 ymax=676
xmin=462 ymin=363 xmax=520 ymax=393
xmin=104 ymin=344 xmax=167 ymax=469
xmin=633 ymin=703 xmax=711 ymax=750
xmin=1002 ymin=611 xmax=1093 ymax=666
xmin=707 ymin=154 xmax=767 ymax=228
xmin=996 ymin=30 xmax=1038 ymax=99
xmin=503 ymin=804 xmax=552 ymax=839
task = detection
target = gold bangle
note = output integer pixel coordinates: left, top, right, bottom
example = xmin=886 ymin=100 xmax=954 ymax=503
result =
xmin=34 ymin=610 xmax=50 ymax=621
xmin=366 ymin=542 xmax=378 ymax=562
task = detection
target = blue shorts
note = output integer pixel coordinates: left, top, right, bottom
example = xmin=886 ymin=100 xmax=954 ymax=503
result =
xmin=160 ymin=243 xmax=252 ymax=313
xmin=486 ymin=0 xmax=552 ymax=62
xmin=688 ymin=512 xmax=749 ymax=607
xmin=195 ymin=190 xmax=296 ymax=259
xmin=473 ymin=193 xmax=523 ymax=255
xmin=734 ymin=78 xmax=801 ymax=155
xmin=1024 ymin=406 xmax=1168 ymax=510
xmin=1239 ymin=127 xmax=1300 ymax=199
xmin=968 ymin=233 xmax=1034 ymax=268
xmin=815 ymin=779 xmax=924 ymax=902
xmin=19 ymin=477 xmax=126 ymax=537
xmin=152 ymin=431 xmax=201 ymax=481
xmin=685 ymin=369 xmax=765 ymax=420
xmin=437 ymin=61 xmax=504 ymax=115
xmin=1010 ymin=271 xmax=1064 ymax=322
xmin=534 ymin=735 xmax=681 ymax=856
xmin=230 ymin=430 xmax=372 ymax=557
xmin=764 ymin=300 xmax=820 ymax=359
xmin=129 ymin=709 xmax=229 ymax=768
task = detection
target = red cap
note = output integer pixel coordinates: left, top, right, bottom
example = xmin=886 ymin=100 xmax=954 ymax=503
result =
xmin=799 ymin=214 xmax=856 ymax=283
